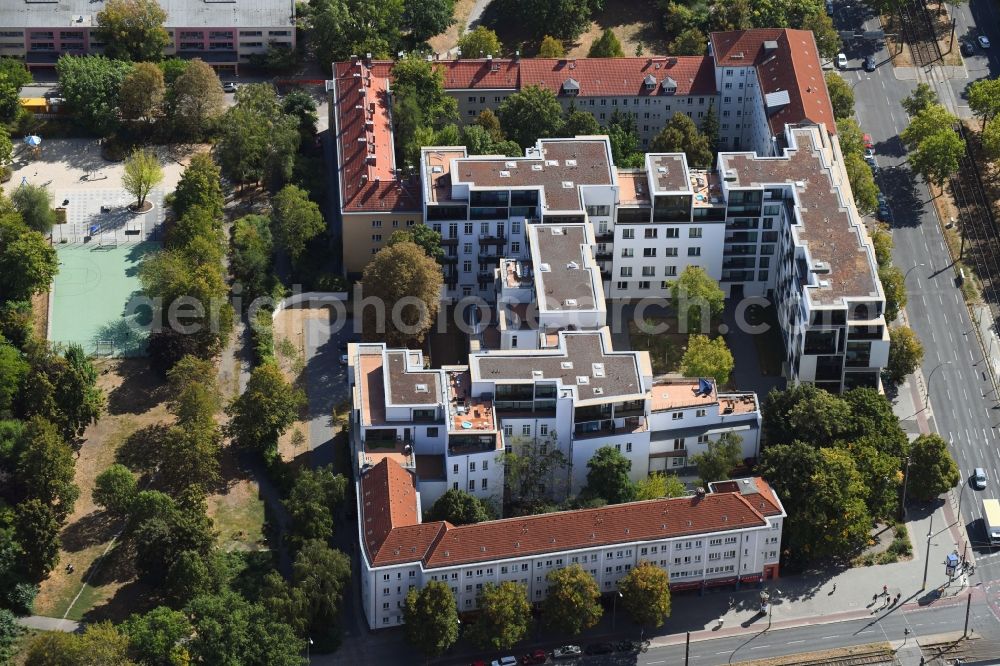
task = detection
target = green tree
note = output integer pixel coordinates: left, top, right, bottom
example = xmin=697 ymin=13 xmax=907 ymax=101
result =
xmin=119 ymin=62 xmax=166 ymax=124
xmin=311 ymin=0 xmax=404 ymax=70
xmin=634 ymin=472 xmax=687 ymax=500
xmin=840 ymin=440 xmax=901 ymax=521
xmin=651 ymin=113 xmax=713 ymax=167
xmin=284 ymin=465 xmax=347 ymax=548
xmin=387 ymin=225 xmax=444 ymax=262
xmin=131 ymin=492 xmax=215 ymax=585
xmin=216 ymin=85 xmax=300 ymax=187
xmin=458 ymin=26 xmax=503 ymax=57
xmin=500 ymin=444 xmax=571 ymax=514
xmin=163 ymin=550 xmax=215 ymax=607
xmin=907 ymin=433 xmax=960 ymax=501
xmin=900 ymin=104 xmax=958 ymax=148
xmin=824 ymin=71 xmax=854 ymax=120
xmin=563 ymin=107 xmax=601 ymax=137
xmin=25 ymin=621 xmax=134 ymax=666
xmin=0 ymin=338 xmax=26 ymax=418
xmin=169 ymin=59 xmax=225 ymax=139
xmin=426 ymin=488 xmax=492 ymax=524
xmin=680 ymin=334 xmax=734 ymax=385
xmin=670 ymin=265 xmax=724 ymax=332
xmin=11 ymin=184 xmax=57 ymax=234
xmin=506 ymin=0 xmax=598 ymax=41
xmin=910 ymin=129 xmax=965 ymax=188
xmin=125 ymin=606 xmax=192 ymax=666
xmin=901 ymin=82 xmax=939 ymax=116
xmin=291 ymin=540 xmax=352 ymax=636
xmin=13 ymin=499 xmax=62 ymax=582
xmin=879 ymin=264 xmax=907 ymax=322
xmin=0 ymin=609 xmax=22 ymax=665
xmin=0 ymin=126 xmax=12 ymax=169
xmin=618 ymin=562 xmax=671 ymax=627
xmin=983 ymin=116 xmax=1000 ymax=161
xmin=701 ymin=101 xmax=719 ymax=148
xmin=836 ymin=117 xmax=865 ymax=157
xmin=967 ymin=78 xmax=1000 ymax=128
xmin=762 ymin=384 xmax=852 ymax=447
xmin=691 ymin=432 xmax=743 ymax=483
xmin=538 ymin=35 xmax=565 ymax=57
xmin=404 ymin=0 xmax=455 ymax=41
xmin=231 ymin=215 xmax=274 ymax=299
xmin=227 ymin=362 xmax=304 ymax=458
xmin=16 ymin=416 xmax=79 ymax=521
xmin=886 ymin=326 xmax=923 ymax=385
xmin=96 ymin=0 xmax=169 ymax=62
xmin=541 ymin=564 xmax=602 ymax=635
xmin=584 ymin=445 xmax=635 ymax=504
xmin=56 ymin=54 xmax=133 ymax=136
xmin=588 ymin=28 xmax=624 ymax=57
xmin=272 ymin=184 xmax=325 ymax=266
xmin=844 ymin=152 xmax=879 ymax=216
xmin=470 ymin=581 xmax=532 ymax=650
xmin=801 ymin=10 xmax=841 ymax=59
xmin=604 ymin=108 xmax=641 ymax=166
xmin=498 ymin=85 xmax=565 ymax=148
xmin=93 ymin=463 xmax=138 ymax=518
xmin=122 ymin=148 xmax=163 ymax=208
xmin=172 ymin=153 xmax=224 ymax=220
xmin=361 ymin=241 xmax=444 ymax=346
xmin=185 ymin=591 xmax=304 ymax=665
xmin=669 ymin=27 xmax=707 ymax=55
xmin=871 ymin=226 xmax=893 ymax=268
xmin=281 ymin=89 xmax=319 ymax=137
xmin=403 ymin=581 xmax=459 ymax=657
xmin=0 ymin=59 xmax=31 ymax=123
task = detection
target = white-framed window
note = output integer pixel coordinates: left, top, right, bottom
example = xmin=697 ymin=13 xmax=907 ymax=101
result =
xmin=696 ymin=409 xmax=706 ymax=417
xmin=672 ymin=412 xmax=683 ymax=420
xmin=540 ymin=424 xmax=548 ymax=436
xmin=522 ymin=425 xmax=531 ymax=435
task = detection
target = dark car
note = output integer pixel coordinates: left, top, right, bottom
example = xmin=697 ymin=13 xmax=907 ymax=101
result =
xmin=520 ymin=650 xmax=546 ymax=665
xmin=615 ymin=640 xmax=643 ymax=653
xmin=962 ymin=41 xmax=976 ymax=56
xmin=585 ymin=643 xmax=615 ymax=655
xmin=863 ymin=55 xmax=876 ymax=72
xmin=877 ymin=202 xmax=892 ymax=222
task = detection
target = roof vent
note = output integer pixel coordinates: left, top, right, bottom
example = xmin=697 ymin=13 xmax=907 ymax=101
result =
xmin=562 ymin=181 xmax=574 ymax=188
xmin=566 ymin=261 xmax=579 ymax=270
xmin=531 ymin=164 xmax=543 ymax=171
xmin=499 ymin=170 xmax=511 ymax=178
xmin=532 ymin=370 xmax=544 ymax=378
xmin=819 ymin=279 xmax=831 ymax=288
xmin=577 ymin=376 xmax=590 ymax=385
xmin=565 ymin=299 xmax=578 ymax=307
xmin=415 ymin=383 xmax=428 ymax=392
xmin=505 ymin=161 xmax=517 ymax=168
xmin=592 ymin=363 xmax=605 ymax=377
xmin=560 ymin=361 xmax=574 ymax=369
xmin=593 ymin=387 xmax=604 ymax=395
xmin=551 ymin=227 xmax=564 ymax=235
xmin=657 ymin=166 xmax=667 ymax=174
xmin=812 ymin=260 xmax=831 ymax=274
xmin=545 ymin=160 xmax=559 ymax=166
xmin=565 ymin=159 xmax=577 ymax=166
xmin=431 ymin=166 xmax=443 ymax=173
xmin=514 ymin=541 xmax=520 ymax=548
xmin=539 ymin=263 xmax=551 ymax=272
xmin=444 ymin=550 xmax=449 ymax=557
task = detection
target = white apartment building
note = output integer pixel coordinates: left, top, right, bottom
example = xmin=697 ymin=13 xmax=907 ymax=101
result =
xmin=356 ymin=457 xmax=784 ymax=629
xmin=717 ymin=126 xmax=889 ymax=391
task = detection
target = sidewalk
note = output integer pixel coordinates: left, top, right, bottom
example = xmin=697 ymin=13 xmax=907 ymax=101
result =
xmin=16 ymin=615 xmax=79 ymax=633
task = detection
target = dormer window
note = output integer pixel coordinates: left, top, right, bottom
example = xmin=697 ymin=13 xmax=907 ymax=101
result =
xmin=661 ymin=76 xmax=677 ymax=95
xmin=562 ymin=77 xmax=580 ymax=96
xmin=643 ymin=74 xmax=657 ymax=91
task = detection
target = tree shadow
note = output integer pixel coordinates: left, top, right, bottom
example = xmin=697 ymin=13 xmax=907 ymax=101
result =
xmin=80 ymin=538 xmax=136 ymax=588
xmin=79 ymin=578 xmax=158 ymax=624
xmin=880 ymin=165 xmax=926 ymax=230
xmin=105 ymin=360 xmax=167 ymax=415
xmin=60 ymin=511 xmax=121 ymax=553
xmin=115 ymin=422 xmax=170 ymax=472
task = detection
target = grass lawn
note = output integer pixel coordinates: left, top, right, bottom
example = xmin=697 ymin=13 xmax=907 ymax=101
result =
xmin=208 ymin=479 xmax=267 ymax=552
xmin=628 ymin=314 xmax=725 ymax=376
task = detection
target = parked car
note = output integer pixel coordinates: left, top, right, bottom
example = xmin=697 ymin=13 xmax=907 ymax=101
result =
xmin=520 ymin=650 xmax=547 ymax=665
xmin=863 ymin=133 xmax=874 ymax=149
xmin=877 ymin=192 xmax=887 ymax=206
xmin=979 ymin=35 xmax=991 ymax=49
xmin=615 ymin=640 xmax=644 ymax=653
xmin=878 ymin=202 xmax=892 ymax=222
xmin=962 ymin=41 xmax=976 ymax=56
xmin=973 ymin=467 xmax=988 ymax=490
xmin=552 ymin=645 xmax=582 ymax=659
xmin=836 ymin=52 xmax=848 ymax=68
xmin=826 ymin=0 xmax=834 ymax=14
xmin=222 ymin=81 xmax=238 ymax=92
xmin=492 ymin=657 xmax=518 ymax=666
xmin=863 ymin=55 xmax=876 ymax=71
xmin=584 ymin=643 xmax=615 ymax=655
xmin=864 ymin=147 xmax=876 ymax=160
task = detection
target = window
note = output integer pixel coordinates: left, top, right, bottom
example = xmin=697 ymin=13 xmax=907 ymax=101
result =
xmin=725 ymin=536 xmax=737 ymax=544
xmin=617 ymin=281 xmax=629 ymax=290
xmin=483 ymin=460 xmax=488 ymax=471
xmin=642 ymin=266 xmax=655 ymax=277
xmin=695 ymin=409 xmax=706 ymax=417
xmin=708 ymin=552 xmax=721 ymax=561
xmin=688 ymin=247 xmax=701 ymax=257
xmin=689 ymin=227 xmax=703 ymax=238
xmin=638 ymin=281 xmax=650 ymax=289
xmin=622 ymin=228 xmax=635 ymax=239
xmin=481 ymin=222 xmax=490 ymax=234
xmin=665 ymin=228 xmax=679 ymax=238
xmin=698 ymin=434 xmax=710 ymax=444
xmin=512 ymin=221 xmax=521 ymax=234
xmin=469 ymin=461 xmax=476 ymax=472
xmin=644 ymin=228 xmax=658 ymax=239
xmin=511 ymin=242 xmax=521 ymax=253
xmin=482 ymin=478 xmax=488 ymax=490
xmin=371 ymin=220 xmax=382 ymax=228
xmin=522 ymin=425 xmax=531 ymax=435
xmin=625 ymin=442 xmax=632 ymax=453
xmin=643 ymin=248 xmax=656 ymax=257
xmin=511 ymin=335 xmax=518 ymax=348
xmin=463 ymin=261 xmax=472 ymax=273
xmin=540 ymin=424 xmax=549 ymax=436
xmin=504 ymin=425 xmax=513 ymax=436
xmin=463 ymin=243 xmax=472 ymax=254
xmin=665 ymin=247 xmax=678 ymax=257
xmin=453 ymin=464 xmax=459 ymax=474
xmin=453 ymin=482 xmax=459 ymax=490
xmin=672 ymin=412 xmax=683 ymax=420
xmin=468 ymin=480 xmax=475 ymax=491
xmin=724 ymin=550 xmax=737 ymax=559
xmin=621 ymin=247 xmax=634 ymax=258
xmin=709 ymin=538 xmax=722 ymax=546
xmin=620 ymin=267 xmax=633 ymax=277
xmin=464 ymin=223 xmax=473 ymax=234
xmin=372 ymin=234 xmax=382 ymax=242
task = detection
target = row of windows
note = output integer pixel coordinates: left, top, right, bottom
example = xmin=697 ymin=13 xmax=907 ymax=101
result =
xmin=501 ymin=423 xmax=549 ymax=437
xmin=453 ymin=460 xmax=490 ymax=473
xmin=451 ymin=479 xmax=489 ymax=491
xmin=619 ymin=258 xmax=697 ymax=278
xmin=621 ymin=227 xmax=702 ymax=240
xmin=371 ymin=219 xmax=417 ymax=228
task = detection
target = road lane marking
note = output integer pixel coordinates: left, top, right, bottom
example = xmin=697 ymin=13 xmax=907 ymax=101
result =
xmin=648 ymin=661 xmax=666 ymax=664
xmin=788 ymin=639 xmax=806 ymax=644
xmin=749 ymin=645 xmax=769 ymax=650
xmin=824 ymin=635 xmax=840 ymax=639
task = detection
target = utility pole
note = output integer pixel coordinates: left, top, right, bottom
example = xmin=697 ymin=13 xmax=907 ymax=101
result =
xmin=685 ymin=631 xmax=690 ymax=666
xmin=922 ymin=511 xmax=933 ymax=591
xmin=901 ymin=456 xmax=911 ymax=521
xmin=964 ymin=591 xmax=972 ymax=638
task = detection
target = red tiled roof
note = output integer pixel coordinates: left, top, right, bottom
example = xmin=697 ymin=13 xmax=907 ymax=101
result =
xmin=436 ymin=59 xmax=520 ymax=90
xmin=519 ymin=56 xmax=716 ymax=97
xmin=710 ymin=29 xmax=836 ymax=136
xmin=360 ymin=459 xmax=779 ymax=569
xmin=332 ymin=60 xmax=420 ymax=213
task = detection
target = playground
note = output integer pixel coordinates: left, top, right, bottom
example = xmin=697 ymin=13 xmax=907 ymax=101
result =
xmin=49 ymin=242 xmax=160 ymax=356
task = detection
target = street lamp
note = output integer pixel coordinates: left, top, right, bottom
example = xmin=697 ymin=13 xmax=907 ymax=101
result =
xmin=612 ymin=591 xmax=623 ymax=631
xmin=926 ymin=360 xmax=952 ymax=409
xmin=903 ymin=263 xmax=925 ymax=284
xmin=900 ymin=456 xmax=912 ymax=521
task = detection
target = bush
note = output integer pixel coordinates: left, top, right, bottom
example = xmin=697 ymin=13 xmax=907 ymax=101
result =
xmin=875 ymin=550 xmax=899 ymax=565
xmin=251 ymin=307 xmax=274 ymax=363
xmin=0 ymin=166 xmax=10 ymax=183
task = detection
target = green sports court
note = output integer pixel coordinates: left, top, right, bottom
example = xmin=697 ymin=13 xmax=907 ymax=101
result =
xmin=49 ymin=242 xmax=160 ymax=356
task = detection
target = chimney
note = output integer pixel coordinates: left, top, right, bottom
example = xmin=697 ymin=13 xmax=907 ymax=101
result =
xmin=695 ymin=487 xmax=706 ymax=500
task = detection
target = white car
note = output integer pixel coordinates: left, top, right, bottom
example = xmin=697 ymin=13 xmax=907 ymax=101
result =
xmin=553 ymin=645 xmax=582 ymax=659
xmin=491 ymin=657 xmax=517 ymax=666
xmin=222 ymin=82 xmax=238 ymax=92
xmin=836 ymin=53 xmax=848 ymax=69
xmin=979 ymin=35 xmax=991 ymax=49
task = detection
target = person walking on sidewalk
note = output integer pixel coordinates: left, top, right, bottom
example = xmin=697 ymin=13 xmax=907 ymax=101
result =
xmin=882 ymin=584 xmax=888 ymax=596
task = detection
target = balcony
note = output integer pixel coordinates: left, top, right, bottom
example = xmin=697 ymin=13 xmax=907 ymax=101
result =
xmin=848 ymin=326 xmax=884 ymax=340
xmin=595 ymin=251 xmax=612 ymax=261
xmin=479 ymin=235 xmax=507 ymax=246
xmin=595 ymin=231 xmax=614 ymax=242
xmin=574 ymin=417 xmax=647 ymax=440
xmin=723 ymin=258 xmax=755 ymax=269
xmin=441 ymin=237 xmax=458 ymax=246
xmin=478 ymin=254 xmax=501 ymax=264
xmin=477 ymin=272 xmax=494 ymax=282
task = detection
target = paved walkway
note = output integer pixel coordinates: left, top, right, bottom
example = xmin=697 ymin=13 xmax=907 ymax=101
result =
xmin=17 ymin=615 xmax=79 ymax=633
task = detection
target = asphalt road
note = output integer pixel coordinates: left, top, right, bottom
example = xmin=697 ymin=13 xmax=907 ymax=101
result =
xmin=832 ymin=0 xmax=1000 ymax=584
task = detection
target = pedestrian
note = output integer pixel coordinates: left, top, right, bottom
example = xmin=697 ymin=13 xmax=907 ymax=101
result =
xmin=832 ymin=583 xmax=837 ymax=593
xmin=882 ymin=584 xmax=888 ymax=596
xmin=873 ymin=593 xmax=878 ymax=603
